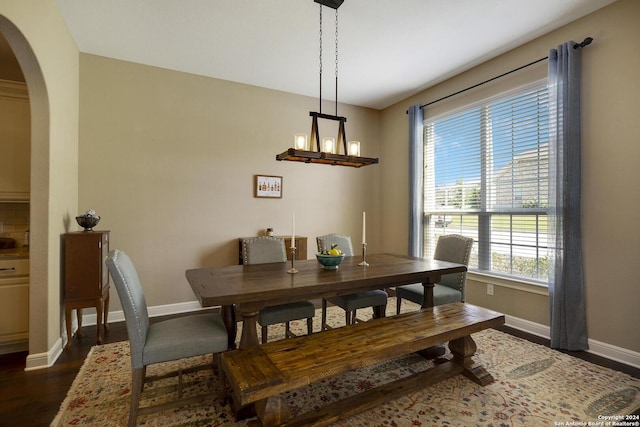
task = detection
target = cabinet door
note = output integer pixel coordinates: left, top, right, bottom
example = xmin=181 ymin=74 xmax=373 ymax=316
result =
xmin=64 ymin=232 xmax=108 ymax=300
xmin=0 ymin=81 xmax=30 ymax=200
xmin=0 ymin=281 xmax=29 ymax=344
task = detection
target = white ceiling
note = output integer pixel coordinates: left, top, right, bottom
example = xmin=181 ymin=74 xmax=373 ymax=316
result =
xmin=53 ymin=0 xmax=615 ymax=110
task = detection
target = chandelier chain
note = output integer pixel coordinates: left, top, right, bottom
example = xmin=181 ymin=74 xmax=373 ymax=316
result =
xmin=335 ymin=8 xmax=339 ymax=80
xmin=319 ymin=5 xmax=323 ymax=78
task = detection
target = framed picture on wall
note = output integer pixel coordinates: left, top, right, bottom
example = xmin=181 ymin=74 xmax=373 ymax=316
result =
xmin=254 ymin=175 xmax=283 ymax=198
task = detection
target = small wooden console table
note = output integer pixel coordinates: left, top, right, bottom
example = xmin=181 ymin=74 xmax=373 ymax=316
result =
xmin=63 ymin=231 xmax=110 ymax=349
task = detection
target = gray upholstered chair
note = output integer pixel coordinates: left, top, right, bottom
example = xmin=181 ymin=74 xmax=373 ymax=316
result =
xmin=316 ymin=233 xmax=388 ymax=330
xmin=242 ymin=236 xmax=315 ymax=343
xmin=396 ymin=234 xmax=474 ymax=314
xmin=105 ymin=249 xmax=228 ymax=427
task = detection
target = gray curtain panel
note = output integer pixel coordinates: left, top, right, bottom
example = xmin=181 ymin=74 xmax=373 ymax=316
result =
xmin=548 ymin=41 xmax=588 ymax=350
xmin=408 ymin=104 xmax=424 ymax=258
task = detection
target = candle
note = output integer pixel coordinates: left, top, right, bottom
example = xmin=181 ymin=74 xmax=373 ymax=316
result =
xmin=348 ymin=140 xmax=360 ymax=156
xmin=362 ymin=211 xmax=366 ymax=244
xmin=291 ymin=209 xmax=295 ymax=244
xmin=322 ymin=137 xmax=335 ymax=153
xmin=294 ymin=133 xmax=308 ymax=150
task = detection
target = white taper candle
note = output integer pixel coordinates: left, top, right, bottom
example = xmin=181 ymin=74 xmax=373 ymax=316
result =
xmin=362 ymin=211 xmax=366 ymax=244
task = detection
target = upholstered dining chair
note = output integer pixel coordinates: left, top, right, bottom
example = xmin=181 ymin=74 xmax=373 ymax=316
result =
xmin=316 ymin=233 xmax=388 ymax=330
xmin=242 ymin=236 xmax=315 ymax=343
xmin=105 ymin=249 xmax=228 ymax=427
xmin=396 ymin=234 xmax=474 ymax=314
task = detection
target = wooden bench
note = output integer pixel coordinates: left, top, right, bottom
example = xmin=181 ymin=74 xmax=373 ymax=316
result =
xmin=220 ymin=302 xmax=505 ymax=427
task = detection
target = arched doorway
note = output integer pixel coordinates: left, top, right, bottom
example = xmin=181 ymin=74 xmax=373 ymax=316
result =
xmin=0 ymin=15 xmax=51 ymax=367
xmin=0 ymin=31 xmax=29 ymax=355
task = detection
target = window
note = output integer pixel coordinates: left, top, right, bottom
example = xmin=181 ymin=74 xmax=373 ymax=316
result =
xmin=423 ymin=81 xmax=549 ymax=282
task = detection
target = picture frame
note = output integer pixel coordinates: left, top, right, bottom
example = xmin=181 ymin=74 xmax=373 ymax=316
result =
xmin=254 ymin=175 xmax=283 ymax=198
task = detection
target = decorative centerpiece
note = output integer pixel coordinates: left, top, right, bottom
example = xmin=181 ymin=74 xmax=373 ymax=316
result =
xmin=316 ymin=244 xmax=346 ymax=270
xmin=76 ymin=209 xmax=100 ymax=232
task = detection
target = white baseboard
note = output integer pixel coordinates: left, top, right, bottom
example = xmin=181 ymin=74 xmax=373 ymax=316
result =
xmin=504 ymin=315 xmax=551 ymax=339
xmin=92 ymin=300 xmax=207 ymax=324
xmin=505 ymin=315 xmax=640 ymax=369
xmin=29 ymin=302 xmax=640 ymax=371
xmin=586 ymin=338 xmax=640 ymax=370
xmin=25 ymin=337 xmax=63 ymax=371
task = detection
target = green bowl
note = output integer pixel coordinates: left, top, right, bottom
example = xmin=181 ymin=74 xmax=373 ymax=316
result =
xmin=316 ymin=253 xmax=346 ymax=270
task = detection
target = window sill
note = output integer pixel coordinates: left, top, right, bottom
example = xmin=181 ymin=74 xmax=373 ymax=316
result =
xmin=467 ymin=271 xmax=549 ymax=296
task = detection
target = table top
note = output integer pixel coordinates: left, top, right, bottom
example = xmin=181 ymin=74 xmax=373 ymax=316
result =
xmin=186 ymin=253 xmax=466 ymax=309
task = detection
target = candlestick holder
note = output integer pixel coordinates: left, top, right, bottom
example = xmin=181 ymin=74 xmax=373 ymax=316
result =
xmin=358 ymin=243 xmax=369 ymax=267
xmin=288 ymin=246 xmax=298 ymax=274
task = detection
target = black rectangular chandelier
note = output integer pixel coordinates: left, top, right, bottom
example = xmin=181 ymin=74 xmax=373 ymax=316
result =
xmin=276 ymin=0 xmax=378 ymax=168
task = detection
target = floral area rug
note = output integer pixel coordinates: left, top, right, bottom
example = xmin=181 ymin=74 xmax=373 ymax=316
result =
xmin=52 ymin=299 xmax=640 ymax=426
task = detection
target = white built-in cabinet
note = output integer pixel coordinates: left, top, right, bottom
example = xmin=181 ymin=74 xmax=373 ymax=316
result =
xmin=0 ymin=278 xmax=29 ymax=353
xmin=0 ymin=79 xmax=30 ymax=201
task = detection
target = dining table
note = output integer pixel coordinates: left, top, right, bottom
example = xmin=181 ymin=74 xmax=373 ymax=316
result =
xmin=185 ymin=253 xmax=467 ymax=349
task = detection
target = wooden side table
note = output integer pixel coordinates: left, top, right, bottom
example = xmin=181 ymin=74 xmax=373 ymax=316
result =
xmin=63 ymin=230 xmax=110 ymax=349
xmin=238 ymin=236 xmax=307 ymax=264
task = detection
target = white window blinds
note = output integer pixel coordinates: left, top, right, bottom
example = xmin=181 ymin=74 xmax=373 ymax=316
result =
xmin=424 ymin=81 xmax=550 ymax=281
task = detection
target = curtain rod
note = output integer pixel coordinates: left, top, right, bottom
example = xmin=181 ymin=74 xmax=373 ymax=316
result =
xmin=406 ymin=37 xmax=593 ymax=113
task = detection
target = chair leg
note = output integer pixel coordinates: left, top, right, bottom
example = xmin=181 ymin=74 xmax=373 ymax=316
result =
xmin=322 ymin=299 xmax=328 ymax=330
xmin=214 ymin=353 xmax=228 ymax=403
xmin=306 ymin=317 xmax=313 ymax=336
xmin=396 ymin=295 xmax=402 ymax=315
xmin=261 ymin=325 xmax=268 ymax=344
xmin=129 ymin=368 xmax=145 ymax=427
xmin=211 ymin=353 xmax=218 ymax=374
xmin=178 ymin=368 xmax=184 ymax=399
xmin=285 ymin=321 xmax=292 ymax=338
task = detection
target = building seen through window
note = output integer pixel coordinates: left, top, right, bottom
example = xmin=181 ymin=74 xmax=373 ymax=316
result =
xmin=423 ymin=82 xmax=550 ymax=282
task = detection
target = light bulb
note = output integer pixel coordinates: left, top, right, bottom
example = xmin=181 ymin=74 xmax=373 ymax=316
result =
xmin=294 ymin=133 xmax=308 ymax=150
xmin=322 ymin=137 xmax=336 ymax=154
xmin=348 ymin=141 xmax=361 ymax=156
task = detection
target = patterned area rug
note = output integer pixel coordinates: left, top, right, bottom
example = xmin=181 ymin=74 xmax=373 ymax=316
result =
xmin=52 ymin=299 xmax=640 ymax=426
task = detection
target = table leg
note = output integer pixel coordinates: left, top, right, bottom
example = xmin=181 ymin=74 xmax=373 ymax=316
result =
xmin=420 ymin=277 xmax=437 ymax=309
xmin=237 ymin=305 xmax=260 ymax=349
xmin=255 ymin=396 xmax=292 ymax=427
xmin=221 ymin=305 xmax=237 ymax=350
xmin=96 ymin=297 xmax=103 ymax=345
xmin=420 ymin=277 xmax=444 ymax=358
xmin=103 ymin=291 xmax=110 ymax=333
xmin=64 ymin=304 xmax=72 ymax=349
xmin=373 ymin=303 xmax=387 ymax=319
xmin=76 ymin=308 xmax=83 ymax=336
xmin=448 ymin=335 xmax=495 ymax=386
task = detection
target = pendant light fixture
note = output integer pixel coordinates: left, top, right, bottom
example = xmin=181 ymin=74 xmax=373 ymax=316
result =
xmin=276 ymin=0 xmax=378 ymax=168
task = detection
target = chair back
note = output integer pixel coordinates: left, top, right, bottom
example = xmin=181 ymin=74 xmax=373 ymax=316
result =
xmin=434 ymin=234 xmax=474 ymax=295
xmin=242 ymin=236 xmax=287 ymax=265
xmin=105 ymin=249 xmax=150 ymax=369
xmin=316 ymin=233 xmax=354 ymax=256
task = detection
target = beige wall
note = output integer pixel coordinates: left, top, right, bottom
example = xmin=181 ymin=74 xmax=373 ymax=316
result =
xmin=3 ymin=0 xmax=638 ymax=362
xmin=0 ymin=0 xmax=79 ymax=360
xmin=380 ymin=0 xmax=640 ymax=353
xmin=78 ymin=54 xmax=381 ymax=311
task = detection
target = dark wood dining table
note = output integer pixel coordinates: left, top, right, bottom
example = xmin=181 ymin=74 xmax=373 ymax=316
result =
xmin=185 ymin=253 xmax=466 ymax=349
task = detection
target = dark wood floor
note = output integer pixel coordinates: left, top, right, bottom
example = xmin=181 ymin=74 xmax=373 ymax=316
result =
xmin=1 ymin=316 xmax=638 ymax=426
